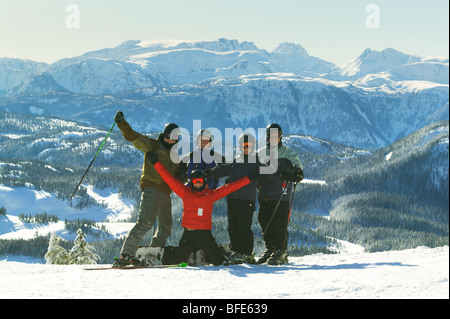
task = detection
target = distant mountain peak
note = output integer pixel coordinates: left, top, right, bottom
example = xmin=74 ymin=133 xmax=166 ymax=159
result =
xmin=358 ymin=47 xmax=420 ymax=64
xmin=135 ymin=38 xmax=260 ymax=53
xmin=272 ymin=42 xmax=309 ymax=57
xmin=331 ymin=47 xmax=424 ymax=80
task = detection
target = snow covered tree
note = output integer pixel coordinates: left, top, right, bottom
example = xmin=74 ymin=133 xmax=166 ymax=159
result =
xmin=45 ymin=233 xmax=69 ymax=265
xmin=68 ymin=228 xmax=100 ymax=265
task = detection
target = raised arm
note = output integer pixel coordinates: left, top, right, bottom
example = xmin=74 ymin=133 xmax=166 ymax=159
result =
xmin=210 ymin=176 xmax=251 ymax=202
xmin=115 ymin=112 xmax=156 ymax=153
xmin=147 ymin=151 xmax=188 ymax=199
xmin=210 ymin=167 xmax=261 ymax=202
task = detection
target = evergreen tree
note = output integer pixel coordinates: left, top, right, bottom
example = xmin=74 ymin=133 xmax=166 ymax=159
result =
xmin=44 ymin=233 xmax=69 ymax=265
xmin=68 ymin=229 xmax=100 ymax=265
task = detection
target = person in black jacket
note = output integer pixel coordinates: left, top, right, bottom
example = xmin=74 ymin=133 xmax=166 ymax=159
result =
xmin=207 ymin=133 xmax=262 ymax=264
xmin=256 ymin=124 xmax=303 ymax=265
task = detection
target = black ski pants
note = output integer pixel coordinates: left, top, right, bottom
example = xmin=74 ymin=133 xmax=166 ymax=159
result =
xmin=172 ymin=229 xmax=224 ymax=266
xmin=227 ymin=198 xmax=255 ymax=255
xmin=258 ymin=199 xmax=290 ymax=251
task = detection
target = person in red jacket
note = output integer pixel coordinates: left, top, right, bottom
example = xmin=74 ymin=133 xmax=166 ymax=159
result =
xmin=146 ymin=150 xmax=257 ymax=266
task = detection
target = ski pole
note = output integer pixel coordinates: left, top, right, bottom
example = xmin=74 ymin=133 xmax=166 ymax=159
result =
xmin=258 ymin=182 xmax=290 ymax=245
xmin=287 ymin=182 xmax=298 ymax=222
xmin=281 ymin=181 xmax=299 ymax=253
xmin=69 ymin=122 xmax=116 ymax=201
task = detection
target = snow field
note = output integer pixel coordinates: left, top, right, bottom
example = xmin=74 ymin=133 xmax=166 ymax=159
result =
xmin=0 ymin=246 xmax=447 ymax=299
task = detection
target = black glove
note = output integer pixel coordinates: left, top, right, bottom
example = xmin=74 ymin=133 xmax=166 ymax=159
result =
xmin=291 ymin=167 xmax=304 ymax=183
xmin=277 ymin=171 xmax=291 ymax=181
xmin=145 ymin=150 xmax=158 ymax=165
xmin=247 ymin=168 xmax=260 ymax=182
xmin=114 ymin=111 xmax=124 ymax=123
xmin=277 ymin=166 xmax=303 ymax=183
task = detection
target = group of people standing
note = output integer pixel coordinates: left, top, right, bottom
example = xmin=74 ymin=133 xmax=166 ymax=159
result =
xmin=112 ymin=111 xmax=303 ymax=267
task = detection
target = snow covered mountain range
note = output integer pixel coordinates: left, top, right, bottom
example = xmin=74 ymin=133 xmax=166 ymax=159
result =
xmin=0 ymin=39 xmax=448 ymax=299
xmin=0 ymin=38 xmax=448 ymax=149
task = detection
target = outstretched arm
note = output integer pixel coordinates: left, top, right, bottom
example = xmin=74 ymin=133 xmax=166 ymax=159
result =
xmin=207 ymin=163 xmax=233 ymax=179
xmin=211 ymin=175 xmax=252 ymax=202
xmin=147 ymin=151 xmax=188 ymax=199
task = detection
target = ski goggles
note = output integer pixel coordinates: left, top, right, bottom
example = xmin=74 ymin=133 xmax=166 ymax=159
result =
xmin=191 ymin=178 xmax=204 ymax=184
xmin=242 ymin=142 xmax=254 ymax=149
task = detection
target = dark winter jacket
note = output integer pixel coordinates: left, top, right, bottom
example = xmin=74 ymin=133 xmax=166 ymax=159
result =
xmin=177 ymin=148 xmax=225 ymax=189
xmin=153 ymin=161 xmax=250 ymax=230
xmin=209 ymin=153 xmax=263 ymax=201
xmin=257 ymin=144 xmax=303 ymax=202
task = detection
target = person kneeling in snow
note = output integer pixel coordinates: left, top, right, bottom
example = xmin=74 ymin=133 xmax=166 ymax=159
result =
xmin=146 ymin=150 xmax=259 ymax=266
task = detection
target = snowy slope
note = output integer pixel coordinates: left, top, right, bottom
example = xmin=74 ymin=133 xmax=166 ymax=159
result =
xmin=0 ymin=184 xmax=135 ymax=241
xmin=0 ymin=246 xmax=447 ymax=299
xmin=0 ymin=58 xmax=49 ymax=95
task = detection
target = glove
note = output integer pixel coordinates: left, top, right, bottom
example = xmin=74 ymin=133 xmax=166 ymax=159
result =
xmin=277 ymin=171 xmax=291 ymax=181
xmin=145 ymin=150 xmax=158 ymax=165
xmin=114 ymin=111 xmax=124 ymax=123
xmin=291 ymin=167 xmax=303 ymax=183
xmin=277 ymin=166 xmax=303 ymax=183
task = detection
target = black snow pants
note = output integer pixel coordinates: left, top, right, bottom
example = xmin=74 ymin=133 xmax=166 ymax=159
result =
xmin=258 ymin=199 xmax=290 ymax=251
xmin=227 ymin=198 xmax=255 ymax=255
xmin=172 ymin=229 xmax=224 ymax=266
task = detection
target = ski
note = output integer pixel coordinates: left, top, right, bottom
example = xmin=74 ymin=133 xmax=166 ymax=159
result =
xmin=83 ymin=262 xmax=188 ymax=270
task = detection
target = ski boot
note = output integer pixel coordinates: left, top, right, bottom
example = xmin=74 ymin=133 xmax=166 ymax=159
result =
xmin=267 ymin=249 xmax=288 ymax=265
xmin=224 ymin=252 xmax=256 ymax=265
xmin=256 ymin=248 xmax=274 ymax=264
xmin=112 ymin=254 xmax=146 ymax=267
xmin=240 ymin=253 xmax=256 ymax=264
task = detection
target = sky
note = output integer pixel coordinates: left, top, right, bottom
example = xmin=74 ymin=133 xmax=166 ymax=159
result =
xmin=0 ymin=0 xmax=448 ymax=65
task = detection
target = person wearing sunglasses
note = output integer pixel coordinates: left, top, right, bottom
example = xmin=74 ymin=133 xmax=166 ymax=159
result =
xmin=112 ymin=111 xmax=182 ymax=267
xmin=205 ymin=133 xmax=262 ymax=265
xmin=145 ymin=149 xmax=260 ymax=266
